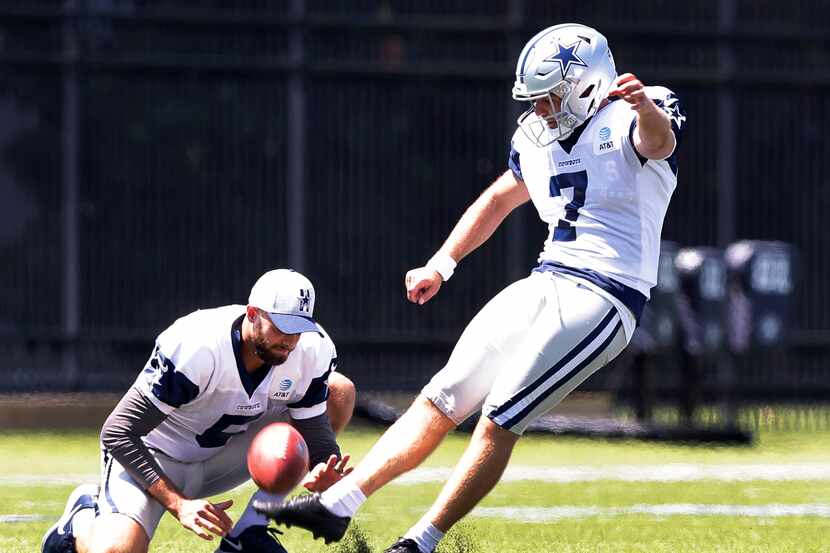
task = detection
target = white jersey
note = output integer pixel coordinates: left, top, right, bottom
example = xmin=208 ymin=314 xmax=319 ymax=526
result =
xmin=133 ymin=305 xmax=337 ymax=462
xmin=509 ymin=85 xmax=685 ymax=337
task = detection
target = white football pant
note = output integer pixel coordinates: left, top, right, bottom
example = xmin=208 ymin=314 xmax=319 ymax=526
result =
xmin=423 ymin=271 xmax=630 ymax=434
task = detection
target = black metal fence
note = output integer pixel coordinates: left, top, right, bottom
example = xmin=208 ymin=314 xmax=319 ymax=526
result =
xmin=1 ymin=2 xmax=829 ymax=417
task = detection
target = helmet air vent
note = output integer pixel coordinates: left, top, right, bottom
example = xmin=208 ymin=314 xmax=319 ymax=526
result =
xmin=579 ymin=84 xmax=595 ymax=99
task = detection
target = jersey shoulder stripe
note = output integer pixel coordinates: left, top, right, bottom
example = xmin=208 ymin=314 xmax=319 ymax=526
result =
xmin=508 ymin=143 xmax=523 ymax=182
xmin=288 ymin=357 xmax=335 ymax=410
xmin=287 ymin=323 xmax=338 ymax=419
xmin=143 ymin=345 xmax=201 ymax=408
xmin=137 ymin=307 xmax=236 ymax=412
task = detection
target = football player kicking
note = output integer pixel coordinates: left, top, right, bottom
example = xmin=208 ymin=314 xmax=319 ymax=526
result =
xmin=41 ymin=269 xmax=355 ymax=553
xmin=255 ymin=23 xmax=686 ymax=553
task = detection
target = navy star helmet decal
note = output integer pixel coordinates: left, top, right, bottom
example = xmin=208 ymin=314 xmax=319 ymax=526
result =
xmin=544 ymin=40 xmax=588 ymax=77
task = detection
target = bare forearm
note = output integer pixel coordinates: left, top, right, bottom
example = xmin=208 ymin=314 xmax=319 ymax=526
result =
xmin=147 ymin=476 xmax=235 ymax=540
xmin=439 ymin=171 xmax=527 ymax=263
xmin=146 ymin=475 xmax=188 ymax=517
xmin=407 ymin=171 xmax=527 ymax=304
xmin=440 ymin=196 xmax=505 ymax=262
xmin=635 ymin=102 xmax=674 ymax=159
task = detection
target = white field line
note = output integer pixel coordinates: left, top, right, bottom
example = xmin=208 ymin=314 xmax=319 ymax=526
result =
xmin=4 ymin=463 xmax=830 ymax=488
xmin=473 ymin=503 xmax=830 ymax=521
xmin=395 ymin=463 xmax=830 ymax=484
xmin=0 ymin=474 xmax=99 ymax=486
xmin=7 ymin=505 xmax=828 ymax=526
xmin=0 ymin=514 xmax=49 ymax=523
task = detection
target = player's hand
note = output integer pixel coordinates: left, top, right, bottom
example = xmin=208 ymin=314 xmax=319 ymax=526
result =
xmin=607 ymin=73 xmax=652 ymax=112
xmin=175 ymin=498 xmax=234 ymax=541
xmin=405 ymin=267 xmax=443 ymax=305
xmin=302 ymin=454 xmax=354 ymax=492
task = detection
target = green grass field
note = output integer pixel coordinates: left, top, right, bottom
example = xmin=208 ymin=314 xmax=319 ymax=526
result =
xmin=3 ymin=424 xmax=829 ymax=552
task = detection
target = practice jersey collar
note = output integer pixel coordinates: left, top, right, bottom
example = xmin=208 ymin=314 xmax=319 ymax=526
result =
xmin=231 ymin=314 xmax=272 ymax=397
xmin=556 ymin=116 xmax=592 ymax=155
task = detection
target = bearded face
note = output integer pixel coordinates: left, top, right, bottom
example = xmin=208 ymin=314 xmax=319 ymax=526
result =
xmin=252 ymin=315 xmax=299 ymax=366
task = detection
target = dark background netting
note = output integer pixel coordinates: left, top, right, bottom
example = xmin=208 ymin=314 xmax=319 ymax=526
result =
xmin=0 ymin=1 xmax=828 ymax=415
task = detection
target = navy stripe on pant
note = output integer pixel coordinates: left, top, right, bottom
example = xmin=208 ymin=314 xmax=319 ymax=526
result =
xmin=488 ymin=307 xmax=618 ymax=422
xmin=498 ymin=319 xmax=622 ymax=429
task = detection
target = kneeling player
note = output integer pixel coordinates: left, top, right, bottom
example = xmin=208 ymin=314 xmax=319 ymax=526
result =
xmin=41 ymin=269 xmax=355 ymax=553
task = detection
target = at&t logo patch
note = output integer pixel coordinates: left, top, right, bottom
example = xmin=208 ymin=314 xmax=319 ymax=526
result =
xmin=272 ymin=378 xmax=293 ymax=399
xmin=594 ymin=126 xmax=619 ymax=155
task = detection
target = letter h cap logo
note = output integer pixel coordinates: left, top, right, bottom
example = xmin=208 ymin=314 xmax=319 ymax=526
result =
xmin=298 ymin=289 xmax=311 ymax=312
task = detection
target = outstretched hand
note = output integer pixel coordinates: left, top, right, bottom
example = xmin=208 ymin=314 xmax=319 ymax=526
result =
xmin=302 ymin=454 xmax=353 ymax=492
xmin=607 ymin=73 xmax=652 ymax=112
xmin=405 ymin=267 xmax=443 ymax=305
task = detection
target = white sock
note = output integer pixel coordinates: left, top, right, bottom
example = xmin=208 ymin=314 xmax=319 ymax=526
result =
xmin=319 ymin=475 xmax=367 ymax=518
xmin=228 ymin=490 xmax=285 ymax=538
xmin=403 ymin=519 xmax=444 ymax=553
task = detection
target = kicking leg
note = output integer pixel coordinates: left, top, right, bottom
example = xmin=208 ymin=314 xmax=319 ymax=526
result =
xmin=319 ymin=395 xmax=456 ymax=518
xmin=252 ymin=396 xmax=456 ymax=543
xmin=345 ymin=394 xmax=455 ymax=497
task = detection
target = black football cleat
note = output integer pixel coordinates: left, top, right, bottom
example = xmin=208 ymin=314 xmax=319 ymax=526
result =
xmin=41 ymin=483 xmax=99 ymax=553
xmin=384 ymin=538 xmax=425 ymax=553
xmin=253 ymin=493 xmax=350 ymax=544
xmin=215 ymin=525 xmax=287 ymax=553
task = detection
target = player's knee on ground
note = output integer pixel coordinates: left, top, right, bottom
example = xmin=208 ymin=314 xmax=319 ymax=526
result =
xmin=79 ymin=514 xmax=149 ymax=553
xmin=327 ymin=372 xmax=355 ymax=434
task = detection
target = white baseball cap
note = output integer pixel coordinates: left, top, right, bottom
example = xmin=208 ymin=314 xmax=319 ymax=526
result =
xmin=248 ymin=269 xmax=320 ymax=334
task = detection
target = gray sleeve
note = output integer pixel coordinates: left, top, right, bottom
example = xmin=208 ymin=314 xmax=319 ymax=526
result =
xmin=100 ymin=386 xmax=169 ymax=490
xmin=291 ymin=413 xmax=341 ymax=468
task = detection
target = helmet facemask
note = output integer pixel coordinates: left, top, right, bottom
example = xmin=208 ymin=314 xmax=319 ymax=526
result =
xmin=516 ymin=80 xmax=580 ymax=147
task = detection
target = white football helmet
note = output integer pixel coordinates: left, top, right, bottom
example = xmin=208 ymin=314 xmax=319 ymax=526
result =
xmin=512 ymin=23 xmax=617 ymax=145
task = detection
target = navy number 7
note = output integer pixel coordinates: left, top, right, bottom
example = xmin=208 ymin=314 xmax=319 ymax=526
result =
xmin=196 ymin=412 xmax=263 ymax=448
xmin=549 ymin=170 xmax=588 ymax=242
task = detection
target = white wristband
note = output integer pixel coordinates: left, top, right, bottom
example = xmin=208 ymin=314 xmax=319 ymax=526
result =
xmin=426 ymin=252 xmax=457 ymax=282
